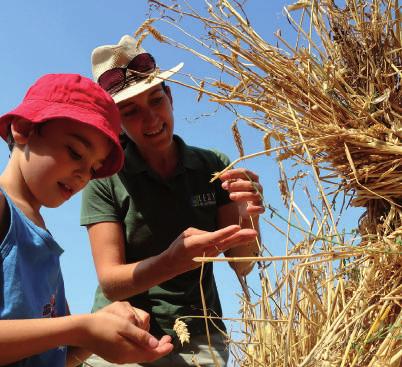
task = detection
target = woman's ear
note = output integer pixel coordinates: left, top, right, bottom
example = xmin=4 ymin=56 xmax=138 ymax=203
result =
xmin=165 ymin=85 xmax=173 ymax=106
xmin=10 ymin=119 xmax=35 ymax=145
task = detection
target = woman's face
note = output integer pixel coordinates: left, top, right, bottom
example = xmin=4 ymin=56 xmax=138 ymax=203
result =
xmin=118 ymin=84 xmax=175 ymax=156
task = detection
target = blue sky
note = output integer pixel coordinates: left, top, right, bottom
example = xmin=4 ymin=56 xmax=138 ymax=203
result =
xmin=0 ymin=0 xmax=361 ymax=338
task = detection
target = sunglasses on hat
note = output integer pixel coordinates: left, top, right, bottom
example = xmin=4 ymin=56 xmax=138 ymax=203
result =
xmin=98 ymin=53 xmax=156 ymax=94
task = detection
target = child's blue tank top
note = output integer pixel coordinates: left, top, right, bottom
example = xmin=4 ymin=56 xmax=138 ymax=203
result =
xmin=0 ymin=189 xmax=67 ymax=366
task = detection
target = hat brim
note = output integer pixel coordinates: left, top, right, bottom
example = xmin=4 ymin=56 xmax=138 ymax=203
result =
xmin=0 ymin=100 xmax=124 ymax=179
xmin=113 ymin=63 xmax=184 ymax=104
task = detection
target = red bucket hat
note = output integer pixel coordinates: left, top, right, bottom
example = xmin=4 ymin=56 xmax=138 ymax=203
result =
xmin=0 ymin=73 xmax=124 ymax=179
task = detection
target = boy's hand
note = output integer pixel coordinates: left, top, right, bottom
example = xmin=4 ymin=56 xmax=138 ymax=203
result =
xmin=99 ymin=301 xmax=150 ymax=331
xmin=220 ymin=168 xmax=264 ymax=218
xmin=81 ymin=306 xmax=173 ymax=364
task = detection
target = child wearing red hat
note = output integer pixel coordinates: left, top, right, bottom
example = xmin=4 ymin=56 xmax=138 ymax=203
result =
xmin=0 ymin=74 xmax=173 ymax=366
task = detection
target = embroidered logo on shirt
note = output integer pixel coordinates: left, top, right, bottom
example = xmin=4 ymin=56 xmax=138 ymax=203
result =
xmin=192 ymin=192 xmax=216 ymax=207
xmin=43 ymin=294 xmax=57 ymax=317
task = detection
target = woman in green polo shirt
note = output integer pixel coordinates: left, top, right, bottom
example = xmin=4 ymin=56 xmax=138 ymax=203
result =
xmin=80 ymin=35 xmax=264 ymax=367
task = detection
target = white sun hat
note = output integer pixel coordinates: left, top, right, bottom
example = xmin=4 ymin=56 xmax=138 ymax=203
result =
xmin=92 ymin=34 xmax=183 ymax=104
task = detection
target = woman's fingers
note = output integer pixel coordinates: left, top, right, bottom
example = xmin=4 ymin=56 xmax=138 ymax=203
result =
xmin=222 ymin=178 xmax=262 ymax=194
xmin=182 ymin=227 xmax=207 ymax=237
xmin=169 ymin=225 xmax=257 ymax=272
xmin=220 ymin=168 xmax=259 ymax=183
xmin=220 ymin=168 xmax=265 ymax=217
xmin=193 ymin=226 xmax=257 ymax=252
xmin=214 ymin=228 xmax=257 ymax=252
xmin=191 ymin=225 xmax=241 ymax=249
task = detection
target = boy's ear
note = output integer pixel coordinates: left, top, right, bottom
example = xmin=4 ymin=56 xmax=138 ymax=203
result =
xmin=10 ymin=119 xmax=35 ymax=145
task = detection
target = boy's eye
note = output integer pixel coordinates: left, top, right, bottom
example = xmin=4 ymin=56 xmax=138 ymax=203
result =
xmin=68 ymin=147 xmax=82 ymax=160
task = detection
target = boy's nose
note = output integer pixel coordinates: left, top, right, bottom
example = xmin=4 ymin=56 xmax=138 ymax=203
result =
xmin=74 ymin=164 xmax=92 ymax=185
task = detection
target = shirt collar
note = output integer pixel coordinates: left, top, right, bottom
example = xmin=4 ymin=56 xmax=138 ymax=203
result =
xmin=176 ymin=135 xmax=204 ymax=170
xmin=121 ymin=135 xmax=203 ymax=176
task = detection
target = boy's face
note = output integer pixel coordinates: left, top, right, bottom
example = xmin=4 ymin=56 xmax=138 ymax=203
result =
xmin=117 ymin=83 xmax=174 ymax=156
xmin=15 ymin=118 xmax=112 ymax=208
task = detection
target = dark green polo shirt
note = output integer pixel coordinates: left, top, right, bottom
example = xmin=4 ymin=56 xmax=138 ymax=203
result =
xmin=80 ymin=135 xmax=231 ymax=339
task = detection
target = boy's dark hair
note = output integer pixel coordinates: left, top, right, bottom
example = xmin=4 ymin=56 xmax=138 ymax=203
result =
xmin=7 ymin=125 xmax=14 ymax=152
xmin=6 ymin=119 xmax=45 ymax=152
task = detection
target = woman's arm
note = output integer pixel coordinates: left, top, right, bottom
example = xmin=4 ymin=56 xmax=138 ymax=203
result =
xmin=88 ymin=221 xmax=175 ymax=300
xmin=88 ymin=221 xmax=257 ymax=301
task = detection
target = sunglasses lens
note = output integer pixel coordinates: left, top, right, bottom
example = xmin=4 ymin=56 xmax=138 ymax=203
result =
xmin=97 ymin=53 xmax=157 ymax=93
xmin=127 ymin=53 xmax=156 ymax=73
xmin=98 ymin=68 xmax=126 ymax=92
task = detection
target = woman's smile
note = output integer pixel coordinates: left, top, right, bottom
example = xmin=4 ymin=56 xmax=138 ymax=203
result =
xmin=144 ymin=123 xmax=166 ymax=137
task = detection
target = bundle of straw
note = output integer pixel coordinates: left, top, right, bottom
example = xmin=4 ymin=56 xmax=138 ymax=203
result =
xmin=141 ymin=0 xmax=402 ymax=365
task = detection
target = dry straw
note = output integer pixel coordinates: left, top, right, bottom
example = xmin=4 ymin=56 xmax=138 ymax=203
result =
xmin=144 ymin=0 xmax=401 ymax=365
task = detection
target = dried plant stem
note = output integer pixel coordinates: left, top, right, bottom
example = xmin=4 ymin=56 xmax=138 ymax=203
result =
xmin=145 ymin=1 xmax=402 ymax=365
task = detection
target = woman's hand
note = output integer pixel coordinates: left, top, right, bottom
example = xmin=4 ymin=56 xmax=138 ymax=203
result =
xmin=164 ymin=225 xmax=257 ymax=275
xmin=220 ymin=168 xmax=264 ymax=219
